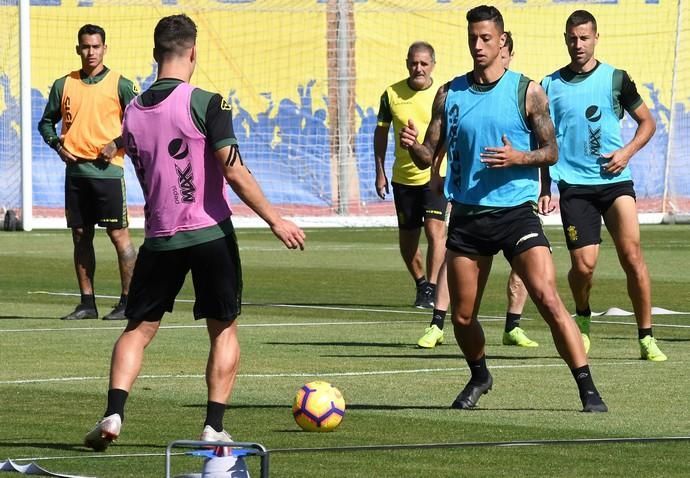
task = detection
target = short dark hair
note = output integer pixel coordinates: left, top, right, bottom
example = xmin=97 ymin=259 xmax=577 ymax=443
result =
xmin=407 ymin=41 xmax=436 ymax=64
xmin=78 ymin=24 xmax=105 ymax=44
xmin=504 ymin=31 xmax=513 ymax=54
xmin=566 ymin=10 xmax=597 ymax=33
xmin=153 ymin=14 xmax=197 ymax=59
xmin=466 ymin=5 xmax=504 ymax=33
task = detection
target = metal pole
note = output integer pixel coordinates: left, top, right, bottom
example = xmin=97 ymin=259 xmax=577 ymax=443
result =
xmin=661 ymin=0 xmax=683 ymax=217
xmin=19 ymin=0 xmax=33 ymax=230
xmin=336 ymin=0 xmax=351 ymax=215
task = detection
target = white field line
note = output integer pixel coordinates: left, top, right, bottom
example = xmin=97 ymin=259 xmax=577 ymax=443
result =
xmin=0 ymin=360 xmax=662 ymax=385
xmin=8 ymin=291 xmax=690 ymax=334
xmin=7 ymin=451 xmax=187 ymax=463
xmin=0 ymin=320 xmax=458 ymax=334
xmin=6 ymin=315 xmax=690 ymax=335
xmin=10 ymin=435 xmax=690 ymax=464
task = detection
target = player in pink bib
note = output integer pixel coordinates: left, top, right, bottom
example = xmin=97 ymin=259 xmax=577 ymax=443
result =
xmin=123 ymin=81 xmax=232 ymax=237
xmin=84 ymin=14 xmax=306 ymax=452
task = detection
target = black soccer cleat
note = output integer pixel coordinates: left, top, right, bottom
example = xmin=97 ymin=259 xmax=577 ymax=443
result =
xmin=61 ymin=304 xmax=98 ymax=321
xmin=102 ymin=302 xmax=127 ymax=321
xmin=580 ymin=390 xmax=608 ymax=413
xmin=414 ymin=282 xmax=435 ymax=309
xmin=451 ymin=374 xmax=493 ymax=409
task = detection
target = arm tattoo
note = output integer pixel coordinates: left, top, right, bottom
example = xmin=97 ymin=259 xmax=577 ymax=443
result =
xmin=411 ymin=83 xmax=449 ymax=167
xmin=225 ymin=144 xmax=244 ymax=167
xmin=431 ymin=84 xmax=448 ymax=148
xmin=525 ymin=83 xmax=558 ymax=167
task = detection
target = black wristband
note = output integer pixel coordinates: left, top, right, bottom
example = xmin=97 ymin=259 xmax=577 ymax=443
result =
xmin=113 ymin=136 xmax=124 ymax=149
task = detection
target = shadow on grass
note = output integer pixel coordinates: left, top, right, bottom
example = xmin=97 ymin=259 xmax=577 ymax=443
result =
xmin=318 ymin=353 xmax=563 ymax=360
xmin=0 ymin=441 xmax=167 ymax=453
xmin=265 ymin=341 xmax=414 ymax=348
xmin=182 ymin=403 xmax=574 ymax=413
xmin=245 ymin=302 xmax=422 ymax=311
xmin=0 ymin=315 xmax=59 ymax=320
xmin=597 ymin=336 xmax=690 ymax=344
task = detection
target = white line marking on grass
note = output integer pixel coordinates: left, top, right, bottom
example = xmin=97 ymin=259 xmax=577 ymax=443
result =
xmin=0 ymin=361 xmax=662 ymax=385
xmin=8 ymin=291 xmax=690 ymax=334
xmin=12 ymin=436 xmax=690 ymax=463
xmin=591 ymin=319 xmax=690 ymax=328
xmin=269 ymin=435 xmax=690 ymax=453
xmin=27 ymin=290 xmax=690 ymax=323
xmin=26 ymin=290 xmax=508 ymax=317
xmin=26 ymin=290 xmax=435 ymax=316
xmin=239 ymin=244 xmax=401 ymax=251
xmin=0 ymin=319 xmax=478 ymax=334
xmin=11 ymin=291 xmax=690 ymax=336
xmin=10 ymin=452 xmax=186 ymax=463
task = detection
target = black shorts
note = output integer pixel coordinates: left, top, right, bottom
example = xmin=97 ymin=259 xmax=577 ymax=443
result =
xmin=392 ymin=181 xmax=448 ymax=230
xmin=446 ymin=202 xmax=551 ymax=262
xmin=125 ymin=233 xmax=243 ymax=322
xmin=65 ymin=176 xmax=128 ymax=229
xmin=558 ymin=181 xmax=636 ymax=250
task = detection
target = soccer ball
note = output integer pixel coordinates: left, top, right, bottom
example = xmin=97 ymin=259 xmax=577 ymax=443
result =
xmin=292 ymin=381 xmax=346 ymax=432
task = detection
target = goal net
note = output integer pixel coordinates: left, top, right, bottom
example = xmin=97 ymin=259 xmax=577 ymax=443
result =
xmin=1 ymin=0 xmax=688 ymax=228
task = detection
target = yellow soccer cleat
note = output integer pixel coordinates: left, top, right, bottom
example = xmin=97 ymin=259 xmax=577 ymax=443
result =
xmin=417 ymin=324 xmax=444 ymax=348
xmin=582 ymin=333 xmax=591 ymax=355
xmin=502 ymin=327 xmax=539 ymax=347
xmin=639 ymin=336 xmax=667 ymax=362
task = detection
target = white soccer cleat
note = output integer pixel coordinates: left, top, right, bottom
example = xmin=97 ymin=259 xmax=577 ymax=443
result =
xmin=84 ymin=413 xmax=122 ymax=452
xmin=200 ymin=425 xmax=234 ymax=459
xmin=200 ymin=425 xmax=233 ymax=443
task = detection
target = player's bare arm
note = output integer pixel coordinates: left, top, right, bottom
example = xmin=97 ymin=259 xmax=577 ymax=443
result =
xmin=401 ymin=83 xmax=448 ymax=170
xmin=525 ymin=82 xmax=558 ymax=166
xmin=430 ymin=144 xmax=447 ymax=196
xmin=373 ymin=124 xmax=390 ymax=199
xmin=601 ymin=102 xmax=655 ymax=175
xmin=537 ymin=166 xmax=556 ymax=215
xmin=481 ymin=82 xmax=557 ymax=168
xmin=216 ymin=144 xmax=306 ymax=250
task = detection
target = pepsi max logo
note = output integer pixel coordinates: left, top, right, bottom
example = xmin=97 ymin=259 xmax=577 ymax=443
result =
xmin=168 ymin=138 xmax=189 ymax=160
xmin=585 ymin=105 xmax=601 ymax=122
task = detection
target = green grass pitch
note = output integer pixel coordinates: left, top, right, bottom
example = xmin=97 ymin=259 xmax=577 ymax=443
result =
xmin=1 ymin=226 xmax=689 ymax=477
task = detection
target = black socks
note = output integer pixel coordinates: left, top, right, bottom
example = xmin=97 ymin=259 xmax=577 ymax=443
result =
xmin=81 ymin=294 xmax=96 ymax=310
xmin=505 ymin=312 xmax=521 ymax=333
xmin=638 ymin=328 xmax=653 ymax=340
xmin=105 ymin=388 xmax=129 ymax=421
xmin=430 ymin=309 xmax=446 ymax=329
xmin=575 ymin=307 xmax=591 ymax=318
xmin=467 ymin=356 xmax=490 ymax=383
xmin=571 ymin=365 xmax=597 ymax=397
xmin=204 ymin=401 xmax=226 ymax=433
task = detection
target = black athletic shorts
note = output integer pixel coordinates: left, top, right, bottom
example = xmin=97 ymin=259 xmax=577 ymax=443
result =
xmin=125 ymin=233 xmax=243 ymax=322
xmin=392 ymin=181 xmax=448 ymax=230
xmin=558 ymin=180 xmax=636 ymax=250
xmin=64 ymin=176 xmax=128 ymax=229
xmin=446 ymin=202 xmax=551 ymax=262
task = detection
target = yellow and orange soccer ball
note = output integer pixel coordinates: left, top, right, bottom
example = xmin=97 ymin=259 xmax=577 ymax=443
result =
xmin=292 ymin=381 xmax=346 ymax=432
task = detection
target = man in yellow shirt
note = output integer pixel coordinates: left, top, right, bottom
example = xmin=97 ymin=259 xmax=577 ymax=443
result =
xmin=375 ymin=42 xmax=448 ymax=317
xmin=38 ymin=24 xmax=137 ymax=321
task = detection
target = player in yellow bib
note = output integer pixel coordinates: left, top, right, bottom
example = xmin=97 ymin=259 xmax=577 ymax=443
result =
xmin=374 ymin=42 xmax=449 ymax=325
xmin=38 ymin=24 xmax=138 ymax=321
